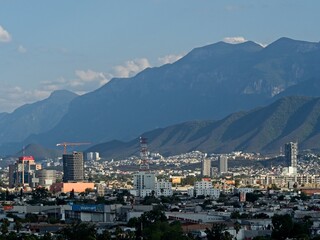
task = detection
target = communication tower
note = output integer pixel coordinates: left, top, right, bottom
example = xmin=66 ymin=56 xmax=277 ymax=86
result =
xmin=139 ymin=137 xmax=149 ymax=171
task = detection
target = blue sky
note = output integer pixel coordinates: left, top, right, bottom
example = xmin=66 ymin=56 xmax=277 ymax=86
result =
xmin=0 ymin=0 xmax=319 ymax=112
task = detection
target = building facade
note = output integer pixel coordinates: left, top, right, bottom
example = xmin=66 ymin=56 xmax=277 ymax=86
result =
xmin=63 ymin=152 xmax=84 ymax=182
xmin=219 ymin=155 xmax=228 ymax=174
xmin=188 ymin=180 xmax=220 ymax=198
xmin=131 ymin=171 xmax=173 ymax=197
xmin=86 ymin=152 xmax=100 ymax=161
xmin=202 ymin=158 xmax=211 ymax=177
xmin=8 ymin=156 xmax=41 ymax=188
xmin=285 ymin=142 xmax=298 ymax=175
xmin=35 ymin=169 xmax=56 ymax=188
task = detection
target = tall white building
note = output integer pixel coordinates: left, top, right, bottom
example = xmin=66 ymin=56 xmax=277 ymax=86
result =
xmin=202 ymin=158 xmax=211 ymax=177
xmin=219 ymin=155 xmax=228 ymax=174
xmin=86 ymin=152 xmax=100 ymax=161
xmin=131 ymin=171 xmax=172 ymax=198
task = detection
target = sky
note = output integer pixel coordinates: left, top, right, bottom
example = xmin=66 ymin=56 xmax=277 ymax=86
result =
xmin=0 ymin=0 xmax=319 ymax=112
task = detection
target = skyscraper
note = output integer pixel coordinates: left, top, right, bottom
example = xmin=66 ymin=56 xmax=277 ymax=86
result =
xmin=9 ymin=156 xmax=41 ymax=188
xmin=63 ymin=152 xmax=84 ymax=182
xmin=219 ymin=155 xmax=228 ymax=174
xmin=202 ymin=158 xmax=211 ymax=177
xmin=285 ymin=142 xmax=298 ymax=175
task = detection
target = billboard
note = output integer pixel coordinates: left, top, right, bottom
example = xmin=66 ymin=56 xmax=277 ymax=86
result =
xmin=72 ymin=204 xmax=104 ymax=212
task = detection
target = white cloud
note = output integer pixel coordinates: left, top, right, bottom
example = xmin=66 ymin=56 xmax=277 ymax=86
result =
xmin=18 ymin=45 xmax=27 ymax=53
xmin=75 ymin=69 xmax=107 ymax=82
xmin=0 ymin=54 xmax=184 ymax=112
xmin=39 ymin=69 xmax=112 ymax=96
xmin=113 ymin=58 xmax=151 ymax=78
xmin=0 ymin=25 xmax=12 ymax=42
xmin=223 ymin=36 xmax=247 ymax=44
xmin=0 ymin=85 xmax=51 ymax=113
xmin=158 ymin=54 xmax=184 ymax=65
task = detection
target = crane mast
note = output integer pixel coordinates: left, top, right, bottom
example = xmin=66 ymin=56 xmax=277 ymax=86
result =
xmin=56 ymin=142 xmax=91 ymax=154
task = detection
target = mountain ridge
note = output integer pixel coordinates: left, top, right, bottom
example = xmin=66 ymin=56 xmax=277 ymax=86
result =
xmin=3 ymin=37 xmax=320 ymax=156
xmin=86 ymin=96 xmax=320 ymax=159
xmin=0 ymin=90 xmax=78 ymax=149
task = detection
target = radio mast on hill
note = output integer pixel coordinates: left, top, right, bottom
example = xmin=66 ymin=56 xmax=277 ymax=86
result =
xmin=139 ymin=137 xmax=149 ymax=171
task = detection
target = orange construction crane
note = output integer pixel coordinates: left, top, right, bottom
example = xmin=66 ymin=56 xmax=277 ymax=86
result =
xmin=56 ymin=142 xmax=91 ymax=154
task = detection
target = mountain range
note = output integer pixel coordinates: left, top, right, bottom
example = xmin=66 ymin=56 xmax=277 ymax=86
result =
xmin=86 ymin=96 xmax=320 ymax=159
xmin=0 ymin=90 xmax=77 ymax=155
xmin=1 ymin=37 xmax=320 ymax=157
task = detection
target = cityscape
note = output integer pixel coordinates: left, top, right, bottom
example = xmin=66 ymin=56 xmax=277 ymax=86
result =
xmin=0 ymin=138 xmax=320 ymax=239
xmin=1 ymin=1 xmax=320 ymax=240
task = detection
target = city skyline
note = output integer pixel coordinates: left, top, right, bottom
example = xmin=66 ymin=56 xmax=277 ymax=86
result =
xmin=1 ymin=1 xmax=320 ymax=112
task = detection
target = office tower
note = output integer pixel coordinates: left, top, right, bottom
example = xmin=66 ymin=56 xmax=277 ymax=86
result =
xmin=8 ymin=156 xmax=41 ymax=188
xmin=219 ymin=155 xmax=228 ymax=174
xmin=202 ymin=158 xmax=211 ymax=177
xmin=36 ymin=169 xmax=56 ymax=188
xmin=63 ymin=152 xmax=84 ymax=182
xmin=285 ymin=142 xmax=298 ymax=175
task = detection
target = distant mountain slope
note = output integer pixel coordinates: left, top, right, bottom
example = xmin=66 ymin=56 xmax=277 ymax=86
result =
xmin=0 ymin=90 xmax=78 ymax=144
xmin=87 ymin=96 xmax=320 ymax=159
xmin=15 ymin=143 xmax=62 ymax=160
xmin=28 ymin=38 xmax=320 ymax=147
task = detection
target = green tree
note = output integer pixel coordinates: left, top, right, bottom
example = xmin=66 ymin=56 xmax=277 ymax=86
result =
xmin=97 ymin=229 xmax=112 ymax=240
xmin=245 ymin=192 xmax=260 ymax=203
xmin=40 ymin=232 xmax=53 ymax=240
xmin=234 ymin=221 xmax=241 ymax=235
xmin=14 ymin=219 xmax=22 ymax=233
xmin=1 ymin=218 xmax=9 ymax=235
xmin=58 ymin=222 xmax=96 ymax=240
xmin=290 ymin=215 xmax=313 ymax=239
xmin=271 ymin=214 xmax=293 ymax=240
xmin=205 ymin=223 xmax=233 ymax=240
xmin=6 ymin=232 xmax=19 ymax=240
xmin=70 ymin=189 xmax=75 ymax=199
xmin=32 ymin=187 xmax=51 ymax=202
xmin=230 ymin=211 xmax=240 ymax=219
xmin=133 ymin=209 xmax=187 ymax=240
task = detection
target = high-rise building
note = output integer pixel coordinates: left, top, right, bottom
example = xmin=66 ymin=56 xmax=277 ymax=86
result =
xmin=86 ymin=152 xmax=100 ymax=161
xmin=132 ymin=171 xmax=172 ymax=197
xmin=63 ymin=152 xmax=84 ymax=182
xmin=36 ymin=169 xmax=56 ymax=188
xmin=202 ymin=158 xmax=211 ymax=177
xmin=285 ymin=142 xmax=298 ymax=175
xmin=8 ymin=156 xmax=41 ymax=188
xmin=219 ymin=155 xmax=228 ymax=174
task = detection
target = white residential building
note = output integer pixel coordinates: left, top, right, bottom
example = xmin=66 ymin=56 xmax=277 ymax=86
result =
xmin=202 ymin=158 xmax=211 ymax=177
xmin=188 ymin=180 xmax=220 ymax=199
xmin=131 ymin=171 xmax=173 ymax=197
xmin=155 ymin=179 xmax=173 ymax=197
xmin=219 ymin=155 xmax=228 ymax=174
xmin=87 ymin=152 xmax=101 ymax=161
xmin=236 ymin=187 xmax=254 ymax=194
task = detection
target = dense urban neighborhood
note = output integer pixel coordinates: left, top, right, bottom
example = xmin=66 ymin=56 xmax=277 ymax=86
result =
xmin=0 ymin=140 xmax=320 ymax=239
